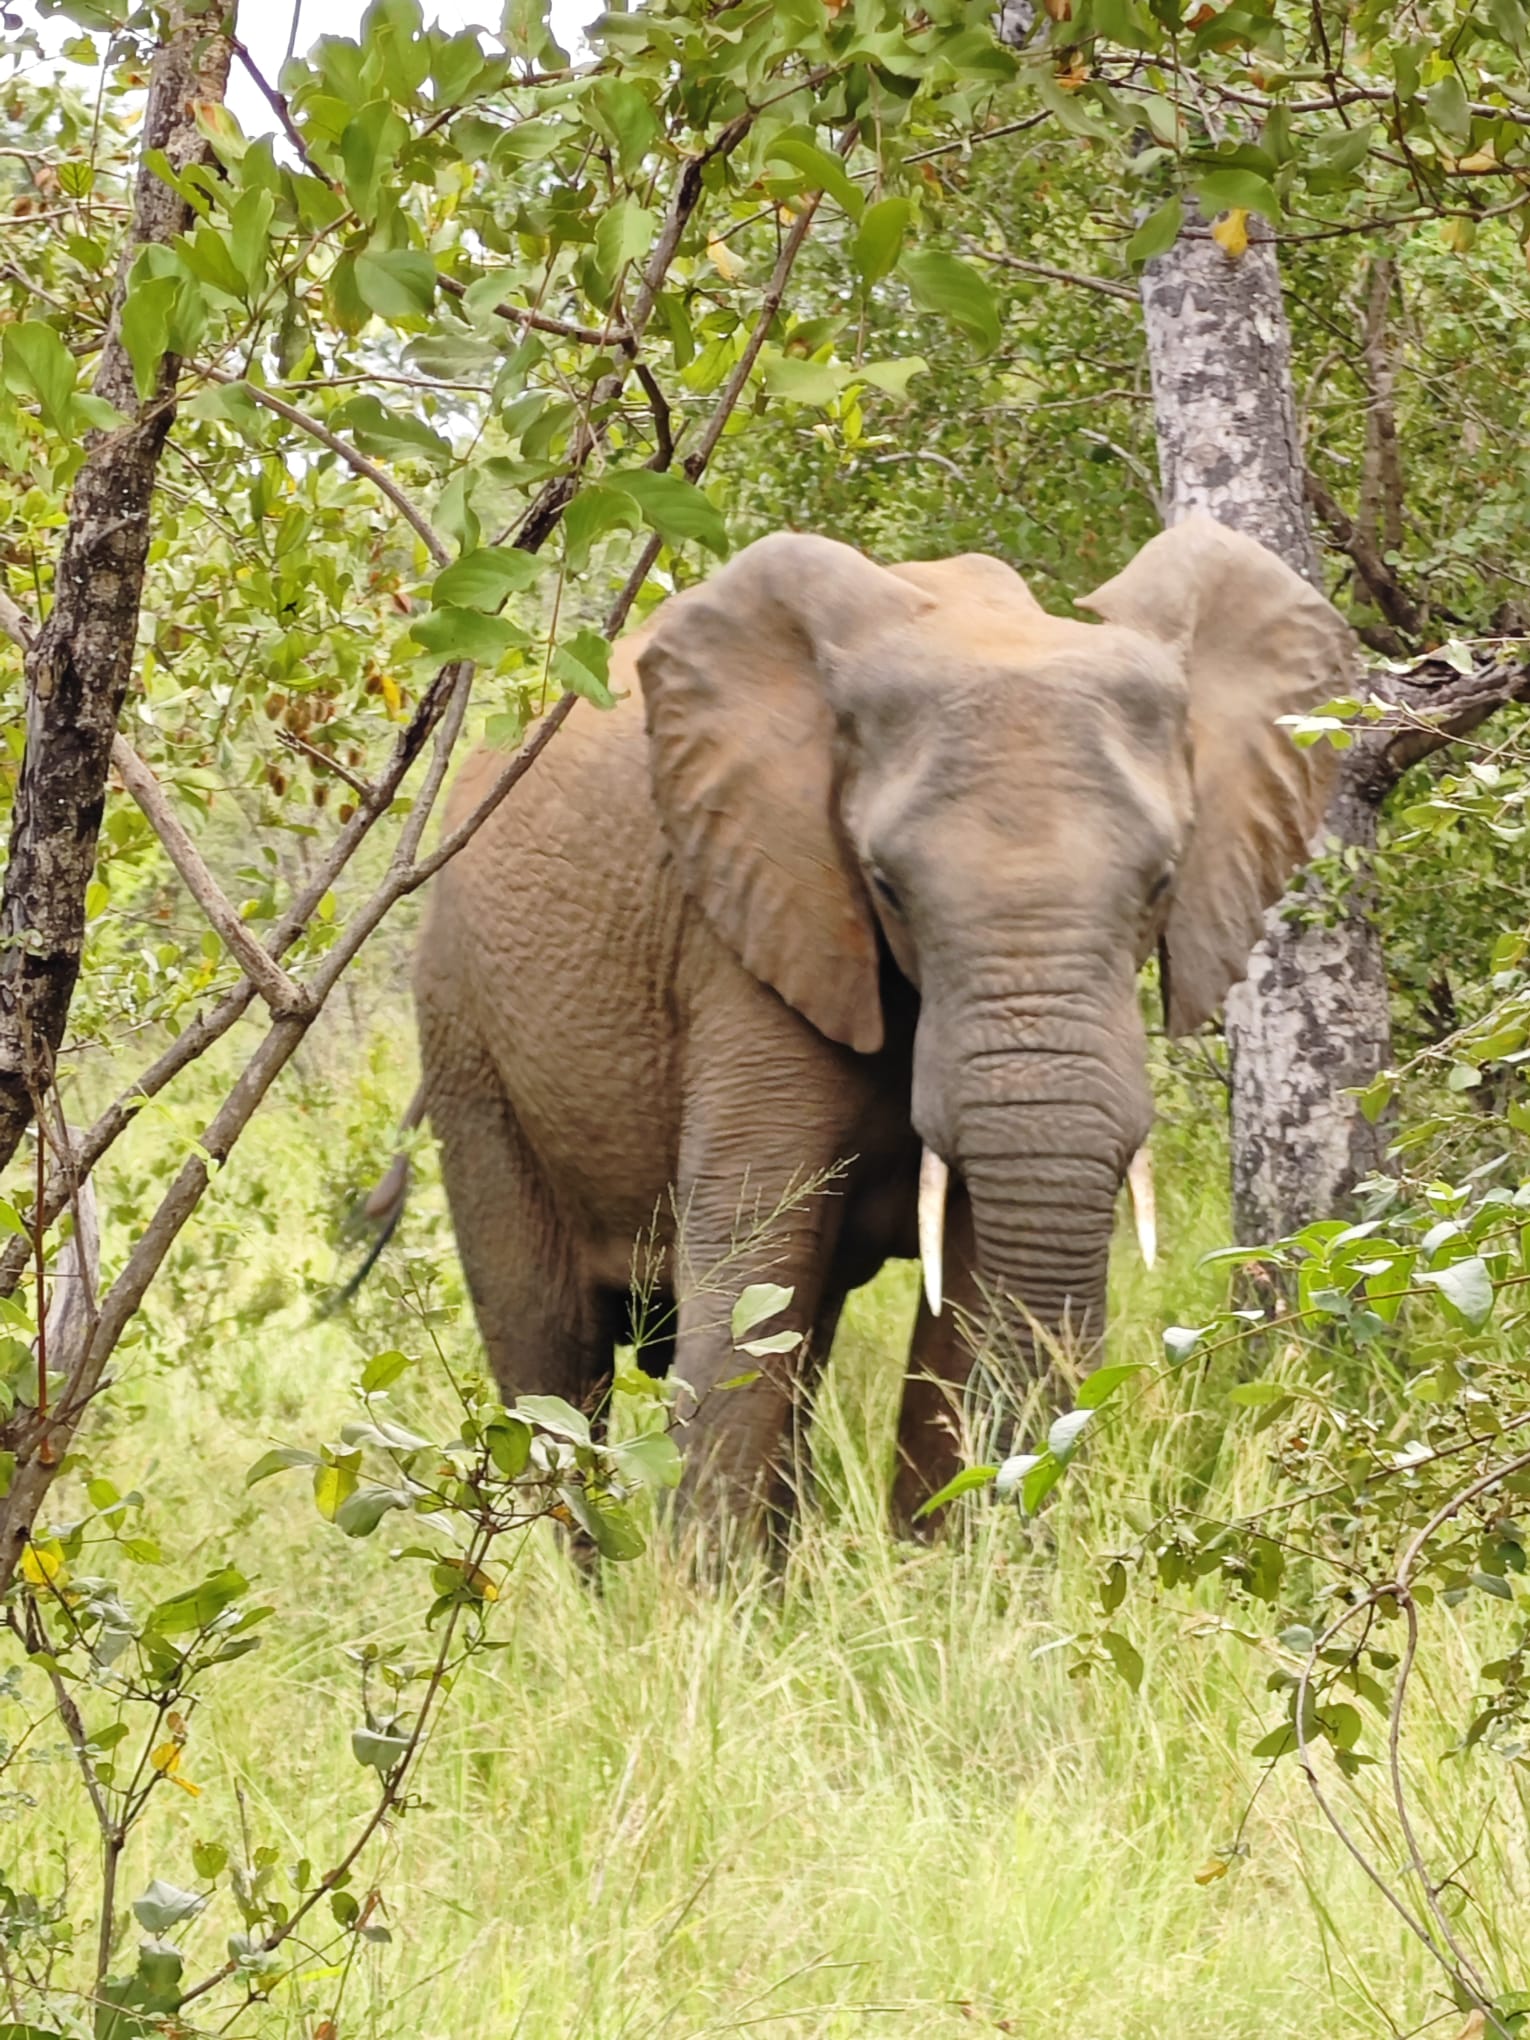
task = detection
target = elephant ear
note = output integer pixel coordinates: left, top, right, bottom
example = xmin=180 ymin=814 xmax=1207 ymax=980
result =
xmin=636 ymin=533 xmax=930 ymax=1055
xmin=1081 ymin=513 xmax=1356 ymax=1034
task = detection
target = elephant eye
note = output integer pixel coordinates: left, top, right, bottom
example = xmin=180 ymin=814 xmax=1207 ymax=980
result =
xmin=1147 ymin=866 xmax=1175 ymax=906
xmin=869 ymin=867 xmax=904 ymax=916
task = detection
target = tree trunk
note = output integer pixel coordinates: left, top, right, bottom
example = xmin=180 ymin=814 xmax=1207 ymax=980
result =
xmin=1138 ymin=217 xmax=1392 ymax=1241
xmin=0 ymin=5 xmax=234 ymax=1173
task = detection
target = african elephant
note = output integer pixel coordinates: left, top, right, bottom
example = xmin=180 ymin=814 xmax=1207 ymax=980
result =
xmin=414 ymin=514 xmax=1353 ymax=1528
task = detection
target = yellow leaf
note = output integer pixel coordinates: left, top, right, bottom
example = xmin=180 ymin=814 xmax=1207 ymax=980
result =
xmin=1193 ymin=1858 xmax=1229 ymax=1885
xmin=1450 ymin=2016 xmax=1486 ymax=2040
xmin=168 ymin=1771 xmax=203 ymax=1796
xmin=150 ymin=1740 xmax=181 ymax=1775
xmin=705 ymin=235 xmax=738 ymax=282
xmin=1211 ymin=208 xmax=1249 ymax=259
xmin=379 ymin=671 xmax=402 ymax=717
xmin=21 ymin=1542 xmax=64 ymax=1590
xmin=1455 ymin=146 xmax=1498 ymax=173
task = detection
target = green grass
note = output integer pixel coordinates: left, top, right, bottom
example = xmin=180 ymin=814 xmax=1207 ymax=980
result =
xmin=8 ymin=1053 xmax=1528 ymax=2039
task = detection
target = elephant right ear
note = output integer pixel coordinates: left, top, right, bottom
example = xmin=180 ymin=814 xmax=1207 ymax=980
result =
xmin=636 ymin=533 xmax=929 ymax=1055
xmin=1081 ymin=514 xmax=1356 ymax=1034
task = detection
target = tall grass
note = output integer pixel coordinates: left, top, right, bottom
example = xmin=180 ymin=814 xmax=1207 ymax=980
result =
xmin=11 ymin=1042 xmax=1527 ymax=2039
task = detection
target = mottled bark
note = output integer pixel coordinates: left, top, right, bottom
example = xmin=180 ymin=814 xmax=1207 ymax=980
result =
xmin=0 ymin=6 xmax=234 ymax=1170
xmin=1139 ymin=217 xmax=1391 ymax=1241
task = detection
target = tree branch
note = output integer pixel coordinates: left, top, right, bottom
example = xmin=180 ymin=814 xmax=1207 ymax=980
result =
xmin=0 ymin=3 xmax=235 ymax=1177
xmin=961 ymin=240 xmax=1138 ymax=301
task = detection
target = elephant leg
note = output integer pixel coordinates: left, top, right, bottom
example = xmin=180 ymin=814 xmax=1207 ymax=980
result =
xmin=424 ymin=1033 xmax=607 ymax=1406
xmin=890 ymin=1176 xmax=984 ymax=1536
xmin=669 ymin=1153 xmax=848 ymax=1529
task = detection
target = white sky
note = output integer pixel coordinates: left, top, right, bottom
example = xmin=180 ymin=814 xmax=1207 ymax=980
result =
xmin=15 ymin=1 xmax=598 ymax=137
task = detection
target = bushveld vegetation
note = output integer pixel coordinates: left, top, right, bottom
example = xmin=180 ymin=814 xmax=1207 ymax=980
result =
xmin=2 ymin=0 xmax=1530 ymax=2033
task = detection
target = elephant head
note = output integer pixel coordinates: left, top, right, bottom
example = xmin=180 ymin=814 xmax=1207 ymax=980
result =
xmin=635 ymin=517 xmax=1355 ymax=1366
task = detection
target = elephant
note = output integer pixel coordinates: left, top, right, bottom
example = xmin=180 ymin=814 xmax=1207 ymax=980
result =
xmin=412 ymin=514 xmax=1354 ymax=1530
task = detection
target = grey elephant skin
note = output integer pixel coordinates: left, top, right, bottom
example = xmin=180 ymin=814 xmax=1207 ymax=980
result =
xmin=414 ymin=516 xmax=1354 ymax=1529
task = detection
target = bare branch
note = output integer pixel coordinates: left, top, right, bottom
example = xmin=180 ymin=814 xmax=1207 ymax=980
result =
xmin=961 ymin=240 xmax=1138 ymax=301
xmin=110 ymin=738 xmax=310 ymax=1018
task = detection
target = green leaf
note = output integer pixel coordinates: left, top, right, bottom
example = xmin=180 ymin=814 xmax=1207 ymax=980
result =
xmin=120 ymin=271 xmax=178 ymax=401
xmin=854 ymin=356 xmax=928 ymax=398
xmin=245 ymin=1446 xmax=318 ymax=1487
xmin=313 ymin=1454 xmax=360 ymax=1523
xmin=355 ymin=247 xmax=437 ymax=321
xmin=739 ymin=1329 xmax=803 ymax=1357
xmin=1473 ymin=1570 xmax=1515 ymax=1601
xmin=562 ymin=483 xmax=642 ymax=571
xmin=994 ymin=1452 xmax=1043 ymax=1498
xmin=1195 ymin=168 xmax=1279 ymax=220
xmin=765 ymin=136 xmax=864 ymax=219
xmin=352 ymin=1723 xmax=410 ymax=1774
xmin=148 ymin=1567 xmax=248 ymax=1636
xmin=594 ymin=197 xmax=656 ymax=277
xmin=191 ymin=1840 xmax=227 ymax=1880
xmin=851 ymin=196 xmax=911 ymax=285
xmin=1077 ymin=1361 xmax=1143 ymax=1410
xmin=228 ymin=186 xmax=274 ymax=292
xmin=360 ymin=1348 xmax=413 ymax=1393
xmin=408 ymin=607 xmax=528 ymax=663
xmin=1163 ymin=1323 xmax=1209 ymax=1362
xmin=2 ymin=320 xmax=79 ymax=434
xmin=1420 ymin=1254 xmax=1494 ymax=1328
xmin=514 ymin=1394 xmax=590 ymax=1442
xmin=900 ymin=249 xmax=1001 ymax=353
xmin=330 ymin=393 xmax=452 ymax=468
xmin=1126 ymin=194 xmax=1183 ymax=265
xmin=758 ymin=351 xmax=846 ymax=407
xmin=1426 ymin=72 xmax=1472 ymax=144
xmin=913 ymin=1464 xmax=999 ymax=1519
xmin=1227 ymin=1380 xmax=1288 ymax=1407
xmin=731 ymin=1282 xmax=794 ymax=1341
xmin=563 ymin=1487 xmax=646 ymax=1560
xmin=610 ymin=469 xmax=728 ymax=553
xmin=486 ymin=1417 xmax=532 ymax=1479
xmin=340 ymin=100 xmax=407 ymax=223
xmin=1101 ymin=1559 xmax=1127 ymax=1613
xmin=335 ymin=1487 xmax=412 ymax=1537
xmin=1048 ymin=1408 xmax=1092 ymax=1462
xmin=611 ymin=1430 xmax=682 ymax=1490
xmin=1101 ymin=1629 xmax=1144 ymax=1692
xmin=132 ymin=1880 xmax=206 ymax=1934
xmin=431 ymin=547 xmax=544 ymax=610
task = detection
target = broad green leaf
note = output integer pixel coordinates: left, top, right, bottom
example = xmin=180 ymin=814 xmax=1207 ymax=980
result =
xmin=995 ymin=1452 xmax=1043 ymax=1498
xmin=120 ymin=271 xmax=178 ymax=401
xmin=335 ymin=1486 xmax=412 ymax=1537
xmin=562 ymin=482 xmax=642 ymax=570
xmin=360 ymin=1348 xmax=413 ymax=1392
xmin=1126 ymin=194 xmax=1183 ymax=265
xmin=1048 ymin=1408 xmax=1093 ymax=1461
xmin=851 ymin=196 xmax=911 ymax=284
xmin=731 ymin=1282 xmax=794 ymax=1340
xmin=352 ymin=1723 xmax=410 ymax=1774
xmin=514 ymin=1394 xmax=590 ymax=1442
xmin=610 ymin=468 xmax=727 ymax=552
xmin=431 ymin=547 xmax=544 ymax=609
xmin=563 ymin=1487 xmax=646 ymax=1559
xmin=1420 ymin=1254 xmax=1493 ymax=1328
xmin=594 ymin=197 xmax=656 ymax=277
xmin=611 ymin=1430 xmax=682 ymax=1489
xmin=1077 ymin=1361 xmax=1144 ymax=1409
xmin=330 ymin=393 xmax=451 ymax=467
xmin=913 ymin=1464 xmax=999 ymax=1519
xmin=758 ymin=350 xmax=845 ymax=407
xmin=228 ymin=185 xmax=274 ymax=292
xmin=355 ymin=247 xmax=437 ymax=321
xmin=132 ymin=1880 xmax=206 ymax=1934
xmin=408 ymin=607 xmax=525 ymax=663
xmin=1426 ymin=72 xmax=1472 ymax=144
xmin=765 ymin=136 xmax=863 ymax=219
xmin=1163 ymin=1323 xmax=1209 ymax=1362
xmin=148 ymin=1567 xmax=248 ymax=1636
xmin=900 ymin=249 xmax=1000 ymax=353
xmin=2 ymin=320 xmax=79 ymax=433
xmin=246 ymin=1446 xmax=318 ymax=1486
xmin=340 ymin=100 xmax=407 ymax=223
xmin=855 ymin=356 xmax=928 ymax=398
xmin=1101 ymin=1629 xmax=1144 ymax=1692
xmin=1195 ymin=168 xmax=1279 ymax=220
xmin=486 ymin=1417 xmax=532 ymax=1478
xmin=313 ymin=1454 xmax=360 ymax=1523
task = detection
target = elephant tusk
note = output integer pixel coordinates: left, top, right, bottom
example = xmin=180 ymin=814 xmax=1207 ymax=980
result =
xmin=1126 ymin=1145 xmax=1157 ymax=1269
xmin=918 ymin=1146 xmax=948 ymax=1317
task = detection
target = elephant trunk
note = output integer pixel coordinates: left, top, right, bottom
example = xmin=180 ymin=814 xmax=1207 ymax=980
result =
xmin=917 ymin=983 xmax=1149 ymax=1384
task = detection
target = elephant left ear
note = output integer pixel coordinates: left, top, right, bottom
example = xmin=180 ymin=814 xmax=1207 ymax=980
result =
xmin=1081 ymin=513 xmax=1357 ymax=1034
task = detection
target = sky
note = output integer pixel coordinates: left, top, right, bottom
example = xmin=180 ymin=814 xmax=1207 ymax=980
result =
xmin=16 ymin=1 xmax=598 ymax=136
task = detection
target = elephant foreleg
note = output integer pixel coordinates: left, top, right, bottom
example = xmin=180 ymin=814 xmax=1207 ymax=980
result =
xmin=890 ymin=1176 xmax=983 ymax=1536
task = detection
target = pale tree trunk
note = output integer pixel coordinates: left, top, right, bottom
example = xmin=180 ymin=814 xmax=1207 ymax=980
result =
xmin=1138 ymin=218 xmax=1391 ymax=1241
xmin=0 ymin=5 xmax=235 ymax=1173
